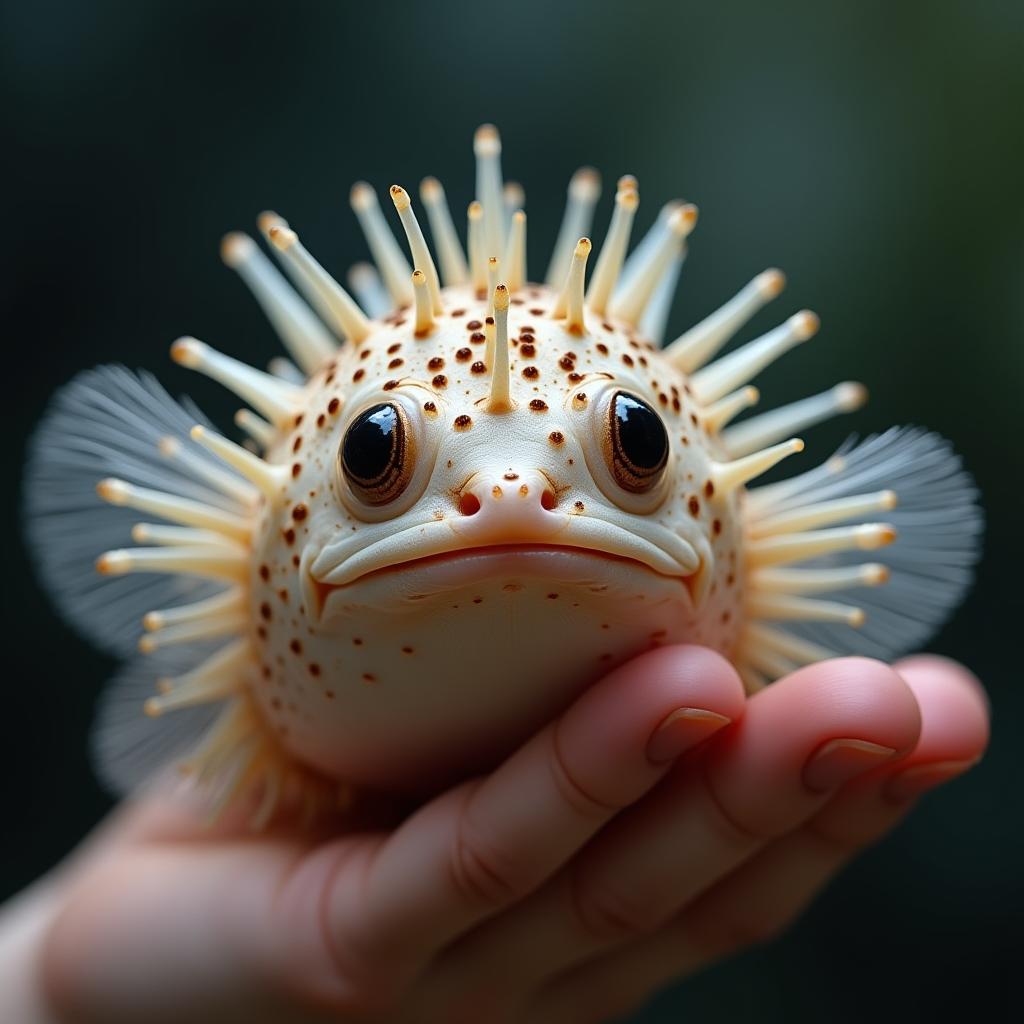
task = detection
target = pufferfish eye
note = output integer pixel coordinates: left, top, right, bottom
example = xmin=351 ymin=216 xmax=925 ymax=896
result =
xmin=605 ymin=391 xmax=670 ymax=493
xmin=340 ymin=402 xmax=415 ymax=506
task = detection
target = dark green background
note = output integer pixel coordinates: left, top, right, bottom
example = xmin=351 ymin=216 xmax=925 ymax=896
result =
xmin=3 ymin=1 xmax=1022 ymax=1020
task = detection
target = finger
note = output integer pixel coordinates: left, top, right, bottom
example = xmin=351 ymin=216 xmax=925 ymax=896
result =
xmin=530 ymin=655 xmax=989 ymax=1022
xmin=324 ymin=646 xmax=744 ymax=993
xmin=433 ymin=657 xmax=921 ymax=995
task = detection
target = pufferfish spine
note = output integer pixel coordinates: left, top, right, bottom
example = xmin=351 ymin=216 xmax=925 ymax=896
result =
xmin=24 ymin=124 xmax=982 ymax=823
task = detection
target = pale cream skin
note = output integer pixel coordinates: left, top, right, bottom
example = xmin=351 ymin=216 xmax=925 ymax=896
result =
xmin=250 ymin=282 xmax=742 ymax=792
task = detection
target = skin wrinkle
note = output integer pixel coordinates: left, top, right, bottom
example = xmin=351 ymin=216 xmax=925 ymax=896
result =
xmin=548 ymin=720 xmax=628 ymax=820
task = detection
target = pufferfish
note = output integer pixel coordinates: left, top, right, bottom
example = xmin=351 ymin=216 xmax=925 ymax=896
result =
xmin=25 ymin=124 xmax=981 ymax=822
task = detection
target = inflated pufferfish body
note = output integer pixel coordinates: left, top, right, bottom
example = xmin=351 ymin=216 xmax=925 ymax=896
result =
xmin=25 ymin=125 xmax=981 ymax=820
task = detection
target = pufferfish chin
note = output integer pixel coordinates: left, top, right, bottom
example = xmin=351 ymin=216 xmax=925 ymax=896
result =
xmin=23 ymin=124 xmax=981 ymax=823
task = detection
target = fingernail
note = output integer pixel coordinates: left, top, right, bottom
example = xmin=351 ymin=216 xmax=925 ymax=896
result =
xmin=884 ymin=759 xmax=978 ymax=803
xmin=803 ymin=738 xmax=898 ymax=793
xmin=647 ymin=708 xmax=732 ymax=764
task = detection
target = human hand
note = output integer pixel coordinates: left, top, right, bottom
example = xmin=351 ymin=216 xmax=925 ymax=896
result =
xmin=21 ymin=647 xmax=987 ymax=1023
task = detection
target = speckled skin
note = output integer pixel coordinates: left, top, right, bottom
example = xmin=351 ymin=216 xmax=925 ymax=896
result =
xmin=248 ymin=283 xmax=744 ymax=792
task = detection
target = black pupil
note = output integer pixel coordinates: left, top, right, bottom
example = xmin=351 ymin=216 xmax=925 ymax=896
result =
xmin=613 ymin=392 xmax=668 ymax=471
xmin=342 ymin=404 xmax=400 ymax=484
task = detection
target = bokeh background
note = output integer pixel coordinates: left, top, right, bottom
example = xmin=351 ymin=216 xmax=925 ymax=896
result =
xmin=3 ymin=1 xmax=1022 ymax=1020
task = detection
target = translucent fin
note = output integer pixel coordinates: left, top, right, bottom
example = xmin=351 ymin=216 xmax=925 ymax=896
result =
xmin=23 ymin=366 xmax=253 ymax=657
xmin=91 ymin=642 xmax=226 ymax=796
xmin=744 ymin=427 xmax=982 ymax=663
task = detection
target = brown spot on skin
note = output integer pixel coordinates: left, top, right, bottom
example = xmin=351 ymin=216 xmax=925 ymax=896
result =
xmin=574 ymin=500 xmax=585 ymax=512
xmin=572 ymin=392 xmax=588 ymax=410
xmin=360 ymin=349 xmax=371 ymax=360
xmin=639 ymin=356 xmax=648 ymax=367
xmin=353 ymin=637 xmax=363 ymax=646
xmin=257 ymin=625 xmax=268 ymax=640
xmin=622 ymin=353 xmax=635 ymax=367
xmin=401 ymin=646 xmax=414 ymax=654
xmin=292 ymin=503 xmax=308 ymax=521
xmin=567 ymin=372 xmax=583 ymax=383
xmin=596 ymin=343 xmax=609 ymax=355
xmin=325 ymin=690 xmax=335 ymax=699
xmin=529 ymin=399 xmax=548 ymax=411
xmin=522 ymin=366 xmax=539 ymax=379
xmin=432 ymin=374 xmax=448 ymax=388
xmin=549 ymin=431 xmax=565 ymax=445
xmin=602 ymin=322 xmax=614 ymax=332
xmin=466 ymin=319 xmax=482 ymax=330
xmin=519 ymin=484 xmax=529 ymax=497
xmin=658 ymin=393 xmax=669 ymax=406
xmin=292 ymin=463 xmax=301 ymax=478
xmin=721 ymin=611 xmax=732 ymax=624
xmin=290 ymin=639 xmax=302 ymax=655
xmin=529 ymin=307 xmax=545 ymax=315
xmin=492 ymin=485 xmax=503 ymax=498
xmin=316 ymin=414 xmax=326 ymax=427
xmin=713 ymin=518 xmax=723 ymax=536
xmin=309 ymin=663 xmax=321 ymax=677
xmin=277 ymin=588 xmax=289 ymax=603
xmin=260 ymin=602 xmax=272 ymax=621
xmin=704 ymin=480 xmax=715 ymax=498
xmin=423 ymin=400 xmax=437 ymax=415
xmin=325 ymin=372 xmax=335 ymax=385
xmin=547 ymin=593 xmax=559 ymax=599
xmin=388 ymin=357 xmax=404 ymax=370
xmin=485 ymin=316 xmax=494 ymax=326
xmin=456 ymin=348 xmax=472 ymax=362
xmin=559 ymin=355 xmax=576 ymax=371
xmin=383 ymin=380 xmax=400 ymax=391
xmin=387 ymin=342 xmax=402 ymax=355
xmin=727 ymin=572 xmax=735 ymax=586
xmin=689 ymin=412 xmax=699 ymax=427
xmin=451 ymin=309 xmax=466 ymax=317
xmin=454 ymin=414 xmax=472 ymax=430
xmin=672 ymin=397 xmax=681 ymax=413
xmin=362 ymin=673 xmax=377 ymax=684
xmin=259 ymin=564 xmax=270 ymax=582
xmin=473 ymin=596 xmax=483 ymax=604
xmin=294 ymin=413 xmax=304 ymax=427
xmin=428 ymin=356 xmax=445 ymax=371
xmin=471 ymin=361 xmax=487 ymax=374
xmin=283 ymin=528 xmax=296 ymax=546
xmin=292 ymin=554 xmax=300 ymax=567
xmin=520 ymin=343 xmax=536 ymax=357
xmin=292 ymin=436 xmax=303 ymax=453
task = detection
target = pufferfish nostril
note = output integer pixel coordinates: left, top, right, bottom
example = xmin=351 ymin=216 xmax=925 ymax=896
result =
xmin=458 ymin=492 xmax=482 ymax=517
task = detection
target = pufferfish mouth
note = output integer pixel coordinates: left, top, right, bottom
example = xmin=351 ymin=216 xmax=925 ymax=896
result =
xmin=309 ymin=515 xmax=702 ymax=591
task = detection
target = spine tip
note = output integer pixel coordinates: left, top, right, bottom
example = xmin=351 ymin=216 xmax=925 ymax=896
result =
xmin=791 ymin=310 xmax=820 ymax=340
xmin=170 ymin=336 xmax=203 ymax=367
xmin=220 ymin=231 xmax=254 ymax=267
xmin=757 ymin=268 xmax=787 ymax=298
xmin=350 ymin=181 xmax=375 ymax=210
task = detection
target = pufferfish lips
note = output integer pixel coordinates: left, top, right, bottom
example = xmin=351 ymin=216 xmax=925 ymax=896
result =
xmin=308 ymin=474 xmax=704 ymax=591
